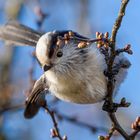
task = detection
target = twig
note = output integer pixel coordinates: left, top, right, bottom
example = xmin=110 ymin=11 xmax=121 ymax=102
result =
xmin=110 ymin=0 xmax=130 ymax=44
xmin=108 ymin=113 xmax=129 ymax=139
xmin=43 ymin=104 xmax=64 ymax=140
xmin=130 ymin=130 xmax=140 ymax=139
xmin=107 ymin=0 xmax=130 ymax=99
xmin=107 ymin=124 xmax=115 ymax=139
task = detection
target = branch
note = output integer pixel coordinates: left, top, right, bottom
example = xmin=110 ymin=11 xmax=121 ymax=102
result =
xmin=43 ymin=104 xmax=64 ymax=140
xmin=130 ymin=130 xmax=140 ymax=139
xmin=101 ymin=0 xmax=139 ymax=140
xmin=108 ymin=113 xmax=129 ymax=139
xmin=43 ymin=103 xmax=108 ymax=140
xmin=110 ymin=0 xmax=130 ymax=44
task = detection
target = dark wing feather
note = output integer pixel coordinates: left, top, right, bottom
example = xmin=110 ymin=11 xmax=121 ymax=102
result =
xmin=24 ymin=75 xmax=49 ymax=119
xmin=0 ymin=21 xmax=42 ymax=47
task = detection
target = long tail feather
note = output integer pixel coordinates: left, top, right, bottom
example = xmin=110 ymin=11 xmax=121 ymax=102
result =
xmin=0 ymin=21 xmax=42 ymax=47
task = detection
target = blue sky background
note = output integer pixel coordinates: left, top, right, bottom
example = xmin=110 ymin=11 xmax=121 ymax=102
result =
xmin=0 ymin=0 xmax=140 ymax=140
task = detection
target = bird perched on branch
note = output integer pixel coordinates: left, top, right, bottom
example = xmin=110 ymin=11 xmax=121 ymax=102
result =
xmin=0 ymin=21 xmax=131 ymax=118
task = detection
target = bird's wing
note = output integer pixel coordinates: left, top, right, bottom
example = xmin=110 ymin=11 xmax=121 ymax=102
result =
xmin=24 ymin=74 xmax=49 ymax=119
xmin=0 ymin=21 xmax=42 ymax=47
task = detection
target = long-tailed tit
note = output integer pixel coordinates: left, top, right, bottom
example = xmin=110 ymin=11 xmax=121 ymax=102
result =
xmin=0 ymin=21 xmax=131 ymax=118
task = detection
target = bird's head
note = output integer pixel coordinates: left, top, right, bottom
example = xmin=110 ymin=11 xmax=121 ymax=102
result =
xmin=35 ymin=30 xmax=93 ymax=72
xmin=36 ymin=31 xmax=65 ymax=71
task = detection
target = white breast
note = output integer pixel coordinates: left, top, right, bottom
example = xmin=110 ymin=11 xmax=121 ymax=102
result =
xmin=45 ymin=46 xmax=107 ymax=104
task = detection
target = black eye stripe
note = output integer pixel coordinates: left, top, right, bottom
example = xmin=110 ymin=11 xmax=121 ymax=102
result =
xmin=48 ymin=47 xmax=54 ymax=58
xmin=47 ymin=32 xmax=65 ymax=58
xmin=47 ymin=34 xmax=57 ymax=59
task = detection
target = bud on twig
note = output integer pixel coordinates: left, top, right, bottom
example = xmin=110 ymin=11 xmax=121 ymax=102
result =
xmin=104 ymin=32 xmax=109 ymax=39
xmin=78 ymin=42 xmax=88 ymax=48
xmin=124 ymin=44 xmax=133 ymax=55
xmin=131 ymin=117 xmax=140 ymax=130
xmin=50 ymin=128 xmax=58 ymax=138
xmin=63 ymin=135 xmax=67 ymax=140
xmin=98 ymin=136 xmax=105 ymax=140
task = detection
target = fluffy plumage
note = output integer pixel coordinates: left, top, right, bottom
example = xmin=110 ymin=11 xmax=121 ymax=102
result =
xmin=0 ymin=22 xmax=130 ymax=118
xmin=36 ymin=33 xmax=129 ymax=104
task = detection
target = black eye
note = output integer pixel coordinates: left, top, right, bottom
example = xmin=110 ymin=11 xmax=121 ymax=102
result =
xmin=57 ymin=51 xmax=63 ymax=57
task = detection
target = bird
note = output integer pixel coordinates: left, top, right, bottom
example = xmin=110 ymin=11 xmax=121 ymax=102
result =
xmin=0 ymin=21 xmax=131 ymax=118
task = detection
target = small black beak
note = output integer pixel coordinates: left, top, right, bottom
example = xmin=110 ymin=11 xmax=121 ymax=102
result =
xmin=43 ymin=64 xmax=53 ymax=72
